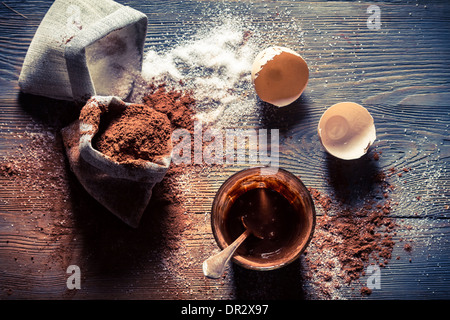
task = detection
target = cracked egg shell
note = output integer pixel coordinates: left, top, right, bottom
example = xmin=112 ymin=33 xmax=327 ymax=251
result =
xmin=318 ymin=102 xmax=376 ymax=160
xmin=251 ymin=46 xmax=309 ymax=107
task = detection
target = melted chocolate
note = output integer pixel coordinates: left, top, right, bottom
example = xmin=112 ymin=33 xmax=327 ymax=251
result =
xmin=224 ymin=188 xmax=301 ymax=259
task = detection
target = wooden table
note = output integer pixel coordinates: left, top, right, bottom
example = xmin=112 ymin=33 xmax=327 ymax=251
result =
xmin=0 ymin=0 xmax=449 ymax=301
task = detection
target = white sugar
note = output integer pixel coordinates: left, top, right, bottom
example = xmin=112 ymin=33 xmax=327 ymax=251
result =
xmin=142 ymin=18 xmax=259 ymax=128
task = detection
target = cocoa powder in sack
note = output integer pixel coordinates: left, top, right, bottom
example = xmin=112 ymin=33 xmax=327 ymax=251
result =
xmin=62 ymin=96 xmax=172 ymax=227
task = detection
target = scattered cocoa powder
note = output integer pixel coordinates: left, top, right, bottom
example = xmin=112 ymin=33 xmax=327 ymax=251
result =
xmin=143 ymin=84 xmax=196 ymax=132
xmin=360 ymin=286 xmax=372 ymax=296
xmin=309 ymin=187 xmax=332 ymax=214
xmin=130 ymin=82 xmax=199 ymax=205
xmin=372 ymin=151 xmax=380 ymax=161
xmin=315 ymin=200 xmax=396 ymax=284
xmin=302 ymin=150 xmax=408 ymax=297
xmin=0 ymin=162 xmax=18 ymax=177
xmin=404 ymin=243 xmax=412 ymax=252
xmin=0 ymin=127 xmax=75 ymax=278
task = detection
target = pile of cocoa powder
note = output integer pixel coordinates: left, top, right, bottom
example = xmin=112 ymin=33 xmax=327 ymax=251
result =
xmin=76 ymin=81 xmax=196 ymax=167
xmin=308 ymin=190 xmax=395 ymax=289
xmin=93 ymin=103 xmax=172 ymax=164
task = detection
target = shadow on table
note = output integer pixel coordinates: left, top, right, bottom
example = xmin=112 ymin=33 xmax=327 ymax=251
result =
xmin=258 ymin=93 xmax=313 ymax=133
xmin=65 ymin=168 xmax=180 ymax=278
xmin=325 ymin=151 xmax=381 ymax=205
xmin=17 ymin=92 xmax=82 ymax=129
xmin=231 ymin=258 xmax=307 ymax=299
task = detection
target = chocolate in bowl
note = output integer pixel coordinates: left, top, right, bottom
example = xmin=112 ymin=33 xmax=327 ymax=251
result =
xmin=211 ymin=167 xmax=316 ymax=271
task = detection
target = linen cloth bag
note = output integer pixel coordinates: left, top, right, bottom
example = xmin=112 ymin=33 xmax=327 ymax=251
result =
xmin=61 ymin=96 xmax=172 ymax=228
xmin=19 ymin=0 xmax=147 ymax=101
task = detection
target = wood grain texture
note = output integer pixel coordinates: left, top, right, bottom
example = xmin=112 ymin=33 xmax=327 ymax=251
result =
xmin=0 ymin=0 xmax=449 ymax=300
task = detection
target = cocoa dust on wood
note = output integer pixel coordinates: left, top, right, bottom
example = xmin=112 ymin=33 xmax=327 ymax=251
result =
xmin=0 ymin=127 xmax=76 ymax=297
xmin=301 ymin=150 xmax=409 ymax=298
xmin=143 ymin=84 xmax=196 ymax=132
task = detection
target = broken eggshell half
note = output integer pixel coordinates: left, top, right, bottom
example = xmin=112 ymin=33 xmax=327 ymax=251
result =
xmin=318 ymin=102 xmax=376 ymax=160
xmin=251 ymin=46 xmax=309 ymax=107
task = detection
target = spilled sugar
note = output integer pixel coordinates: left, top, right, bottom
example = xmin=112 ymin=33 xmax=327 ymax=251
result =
xmin=141 ymin=18 xmax=260 ymax=128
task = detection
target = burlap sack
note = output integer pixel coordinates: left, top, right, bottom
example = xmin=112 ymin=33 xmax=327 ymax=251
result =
xmin=61 ymin=96 xmax=172 ymax=228
xmin=19 ymin=0 xmax=147 ymax=101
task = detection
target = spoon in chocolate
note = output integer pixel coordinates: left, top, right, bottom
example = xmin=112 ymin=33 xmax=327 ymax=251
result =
xmin=202 ymin=221 xmax=250 ymax=279
xmin=202 ymin=214 xmax=274 ymax=279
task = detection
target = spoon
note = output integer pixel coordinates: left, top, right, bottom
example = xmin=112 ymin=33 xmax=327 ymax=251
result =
xmin=202 ymin=226 xmax=250 ymax=279
xmin=202 ymin=216 xmax=270 ymax=279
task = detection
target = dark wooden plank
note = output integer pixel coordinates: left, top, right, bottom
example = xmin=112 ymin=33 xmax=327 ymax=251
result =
xmin=0 ymin=0 xmax=449 ymax=300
